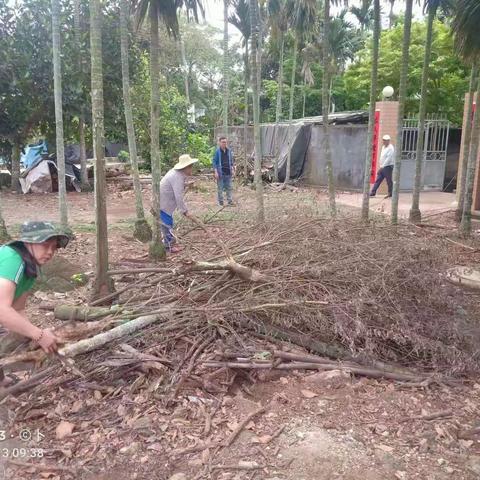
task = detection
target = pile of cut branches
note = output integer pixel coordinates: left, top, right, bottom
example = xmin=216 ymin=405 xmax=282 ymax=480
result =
xmin=3 ymin=213 xmax=480 ymax=405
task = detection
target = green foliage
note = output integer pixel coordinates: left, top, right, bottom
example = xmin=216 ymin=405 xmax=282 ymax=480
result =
xmin=341 ymin=20 xmax=470 ymax=125
xmin=131 ymin=52 xmax=190 ymax=170
xmin=186 ymin=133 xmax=214 ymax=167
xmin=118 ymin=150 xmax=129 ymax=162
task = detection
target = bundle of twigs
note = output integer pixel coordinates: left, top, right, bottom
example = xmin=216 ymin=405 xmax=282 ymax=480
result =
xmin=3 ymin=213 xmax=479 ymax=403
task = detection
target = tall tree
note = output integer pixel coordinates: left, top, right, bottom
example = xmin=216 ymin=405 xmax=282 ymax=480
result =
xmin=73 ymin=0 xmax=89 ymax=190
xmin=284 ymin=0 xmax=316 ymax=184
xmin=90 ymin=0 xmax=111 ymax=296
xmin=389 ymin=0 xmax=396 ymax=28
xmin=409 ymin=0 xmax=453 ymax=223
xmin=323 ymin=0 xmax=348 ymax=216
xmin=390 ymin=0 xmax=414 ymax=225
xmin=456 ymin=64 xmax=479 ymax=221
xmin=350 ymin=0 xmax=373 ymax=31
xmin=134 ymin=0 xmax=203 ymax=259
xmin=361 ymin=0 xmax=381 ymax=221
xmin=51 ymin=0 xmax=68 ymax=228
xmin=120 ymin=0 xmax=152 ymax=242
xmin=179 ymin=33 xmax=190 ymax=104
xmin=267 ymin=0 xmax=288 ymax=182
xmin=249 ymin=0 xmax=264 ymax=221
xmin=229 ymin=0 xmax=251 ymax=176
xmin=223 ymin=0 xmax=229 ymax=135
xmin=452 ymin=0 xmax=480 ymax=236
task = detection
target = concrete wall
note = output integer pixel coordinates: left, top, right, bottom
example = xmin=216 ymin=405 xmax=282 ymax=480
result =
xmin=213 ymin=126 xmax=254 ymax=162
xmin=302 ymin=125 xmax=368 ymax=190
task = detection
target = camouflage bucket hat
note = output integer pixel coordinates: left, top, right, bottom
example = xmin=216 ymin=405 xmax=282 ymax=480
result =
xmin=14 ymin=221 xmax=72 ymax=248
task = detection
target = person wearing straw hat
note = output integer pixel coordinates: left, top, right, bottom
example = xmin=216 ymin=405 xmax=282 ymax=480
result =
xmin=0 ymin=221 xmax=72 ymax=386
xmin=370 ymin=134 xmax=395 ymax=198
xmin=160 ymin=154 xmax=198 ymax=253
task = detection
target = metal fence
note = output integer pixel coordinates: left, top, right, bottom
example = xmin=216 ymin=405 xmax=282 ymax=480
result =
xmin=400 ymin=114 xmax=450 ymax=190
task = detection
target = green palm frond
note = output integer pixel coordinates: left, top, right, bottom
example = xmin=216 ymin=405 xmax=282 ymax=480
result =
xmin=133 ymin=0 xmax=204 ymax=37
xmin=228 ymin=0 xmax=251 ymax=42
xmin=452 ymin=0 xmax=480 ymax=60
xmin=286 ymin=0 xmax=317 ymax=35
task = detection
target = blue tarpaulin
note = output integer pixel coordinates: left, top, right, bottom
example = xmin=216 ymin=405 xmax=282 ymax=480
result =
xmin=21 ymin=140 xmax=48 ymax=168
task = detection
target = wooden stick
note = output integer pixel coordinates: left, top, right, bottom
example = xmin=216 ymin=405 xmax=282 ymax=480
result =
xmin=224 ymin=405 xmax=267 ymax=447
xmin=0 ymin=367 xmax=56 ymax=402
xmin=202 ymin=361 xmax=426 ymax=383
xmin=400 ymin=409 xmax=453 ymax=423
xmin=58 ymin=312 xmax=169 ymax=358
xmin=108 ymin=267 xmax=174 ymax=275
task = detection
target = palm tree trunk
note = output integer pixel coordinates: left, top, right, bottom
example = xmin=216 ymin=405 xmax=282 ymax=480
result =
xmin=302 ymin=79 xmax=306 ymax=118
xmin=223 ymin=0 xmax=229 ymax=136
xmin=90 ymin=0 xmax=111 ymax=295
xmin=179 ymin=34 xmax=190 ymax=105
xmin=391 ymin=0 xmax=413 ymax=225
xmin=249 ymin=0 xmax=264 ymax=222
xmin=323 ymin=0 xmax=336 ymax=216
xmin=11 ymin=142 xmax=21 ymax=193
xmin=456 ymin=63 xmax=478 ymax=221
xmin=51 ymin=0 xmax=68 ymax=228
xmin=149 ymin=5 xmax=165 ymax=260
xmin=389 ymin=0 xmax=395 ymax=28
xmin=285 ymin=34 xmax=298 ymax=184
xmin=0 ymin=193 xmax=10 ymax=243
xmin=244 ymin=42 xmax=249 ymax=178
xmin=409 ymin=6 xmax=435 ymax=223
xmin=361 ymin=0 xmax=380 ymax=221
xmin=120 ymin=0 xmax=151 ymax=243
xmin=273 ymin=32 xmax=284 ymax=183
xmin=73 ymin=0 xmax=89 ymax=190
xmin=460 ymin=75 xmax=480 ymax=237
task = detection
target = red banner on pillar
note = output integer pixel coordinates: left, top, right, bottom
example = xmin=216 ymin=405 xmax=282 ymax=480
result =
xmin=370 ymin=110 xmax=380 ymax=183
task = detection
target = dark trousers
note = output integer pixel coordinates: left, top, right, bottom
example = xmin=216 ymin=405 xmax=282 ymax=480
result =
xmin=371 ymin=165 xmax=393 ymax=196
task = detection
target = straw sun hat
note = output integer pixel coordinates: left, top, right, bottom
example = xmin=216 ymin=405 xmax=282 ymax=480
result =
xmin=174 ymin=154 xmax=198 ymax=170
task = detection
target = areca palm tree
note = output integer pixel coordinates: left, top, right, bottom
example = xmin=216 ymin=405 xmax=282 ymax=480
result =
xmin=120 ymin=0 xmax=152 ymax=242
xmin=452 ymin=0 xmax=480 ymax=236
xmin=388 ymin=0 xmax=396 ymax=28
xmin=51 ymin=0 xmax=68 ymax=228
xmin=322 ymin=0 xmax=349 ymax=216
xmin=284 ymin=0 xmax=316 ymax=184
xmin=390 ymin=0 xmax=414 ymax=225
xmin=409 ymin=0 xmax=453 ymax=223
xmin=267 ymin=0 xmax=288 ymax=181
xmin=456 ymin=64 xmax=479 ymax=221
xmin=223 ymin=0 xmax=229 ymax=135
xmin=350 ymin=0 xmax=373 ymax=31
xmin=90 ymin=0 xmax=111 ymax=295
xmin=249 ymin=0 xmax=264 ymax=221
xmin=229 ymin=0 xmax=250 ymax=176
xmin=134 ymin=0 xmax=204 ymax=259
xmin=73 ymin=0 xmax=89 ymax=190
xmin=361 ymin=0 xmax=381 ymax=221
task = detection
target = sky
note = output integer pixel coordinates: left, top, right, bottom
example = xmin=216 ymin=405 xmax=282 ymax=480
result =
xmin=201 ymin=0 xmax=427 ymax=41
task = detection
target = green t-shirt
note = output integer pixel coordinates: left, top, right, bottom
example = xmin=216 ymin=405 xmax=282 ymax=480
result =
xmin=0 ymin=245 xmax=35 ymax=300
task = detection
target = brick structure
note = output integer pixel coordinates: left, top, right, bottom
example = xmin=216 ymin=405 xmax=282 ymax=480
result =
xmin=457 ymin=92 xmax=480 ymax=212
xmin=372 ymin=101 xmax=399 ymax=194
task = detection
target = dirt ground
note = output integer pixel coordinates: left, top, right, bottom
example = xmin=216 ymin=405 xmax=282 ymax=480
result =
xmin=1 ymin=179 xmax=480 ymax=480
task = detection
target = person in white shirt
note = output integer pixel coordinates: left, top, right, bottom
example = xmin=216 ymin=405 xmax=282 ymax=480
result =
xmin=370 ymin=134 xmax=395 ymax=198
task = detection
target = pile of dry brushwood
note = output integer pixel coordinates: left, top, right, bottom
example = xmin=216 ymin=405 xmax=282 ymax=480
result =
xmin=2 ymin=214 xmax=479 ymax=402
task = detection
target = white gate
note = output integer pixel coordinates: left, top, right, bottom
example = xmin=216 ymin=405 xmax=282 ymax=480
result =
xmin=400 ymin=115 xmax=450 ymax=190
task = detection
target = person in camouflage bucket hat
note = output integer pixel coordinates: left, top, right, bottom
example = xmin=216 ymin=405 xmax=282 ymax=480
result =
xmin=0 ymin=221 xmax=72 ymax=386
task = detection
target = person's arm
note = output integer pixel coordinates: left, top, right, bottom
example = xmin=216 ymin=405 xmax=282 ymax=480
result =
xmin=0 ymin=279 xmax=58 ymax=353
xmin=173 ymin=175 xmax=189 ymax=216
xmin=212 ymin=149 xmax=219 ymax=180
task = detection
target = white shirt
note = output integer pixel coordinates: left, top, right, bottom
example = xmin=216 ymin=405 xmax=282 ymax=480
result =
xmin=380 ymin=143 xmax=395 ymax=168
xmin=160 ymin=169 xmax=188 ymax=216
